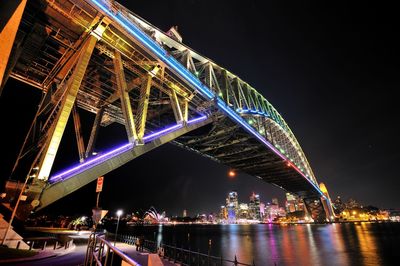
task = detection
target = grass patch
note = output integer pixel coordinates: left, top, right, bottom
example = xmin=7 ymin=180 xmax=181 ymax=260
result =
xmin=0 ymin=246 xmax=38 ymax=260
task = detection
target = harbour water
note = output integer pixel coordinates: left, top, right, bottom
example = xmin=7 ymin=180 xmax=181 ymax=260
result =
xmin=119 ymin=222 xmax=400 ymax=266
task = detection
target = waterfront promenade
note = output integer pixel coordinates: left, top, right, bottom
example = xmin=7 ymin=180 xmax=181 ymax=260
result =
xmin=0 ymin=228 xmax=178 ymax=266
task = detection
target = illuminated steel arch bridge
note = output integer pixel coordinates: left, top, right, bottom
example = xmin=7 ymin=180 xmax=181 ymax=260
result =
xmin=0 ymin=0 xmax=334 ymax=222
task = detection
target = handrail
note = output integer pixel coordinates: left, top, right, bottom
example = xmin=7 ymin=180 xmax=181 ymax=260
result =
xmin=160 ymin=243 xmax=254 ymax=266
xmin=114 ymin=233 xmax=255 ymax=266
xmin=84 ymin=233 xmax=141 ymax=266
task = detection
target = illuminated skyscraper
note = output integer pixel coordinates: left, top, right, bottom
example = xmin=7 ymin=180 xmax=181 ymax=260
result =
xmin=285 ymin=192 xmax=305 ymax=213
xmin=220 ymin=206 xmax=228 ymax=220
xmin=249 ymin=193 xmax=261 ymax=220
xmin=286 ymin=193 xmax=297 ymax=213
xmin=227 ymin=191 xmax=239 ymax=223
xmin=239 ymin=203 xmax=249 ymax=219
xmin=259 ymin=202 xmax=265 ymax=218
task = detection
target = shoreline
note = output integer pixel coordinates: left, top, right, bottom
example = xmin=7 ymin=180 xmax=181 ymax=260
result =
xmin=126 ymin=220 xmax=398 ymax=226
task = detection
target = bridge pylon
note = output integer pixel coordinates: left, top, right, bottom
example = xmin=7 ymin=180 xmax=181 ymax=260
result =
xmin=303 ymin=183 xmax=335 ymax=223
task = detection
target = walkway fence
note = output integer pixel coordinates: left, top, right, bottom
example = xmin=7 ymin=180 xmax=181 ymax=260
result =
xmin=85 ymin=233 xmax=141 ymax=266
xmin=110 ymin=233 xmax=255 ymax=266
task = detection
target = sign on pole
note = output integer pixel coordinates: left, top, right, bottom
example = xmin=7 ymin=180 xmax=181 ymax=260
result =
xmin=96 ymin=176 xmax=104 ymax=192
xmin=92 ymin=208 xmax=108 ymax=224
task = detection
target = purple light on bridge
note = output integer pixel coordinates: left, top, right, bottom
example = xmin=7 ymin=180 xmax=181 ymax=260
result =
xmin=49 ymin=142 xmax=134 ymax=183
xmin=142 ymin=115 xmax=207 ymax=142
xmin=187 ymin=115 xmax=208 ymax=124
xmin=49 ymin=115 xmax=208 ymax=184
xmin=142 ymin=124 xmax=181 ymax=142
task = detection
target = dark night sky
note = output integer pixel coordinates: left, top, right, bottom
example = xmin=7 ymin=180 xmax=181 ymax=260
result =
xmin=1 ymin=0 xmax=399 ymax=217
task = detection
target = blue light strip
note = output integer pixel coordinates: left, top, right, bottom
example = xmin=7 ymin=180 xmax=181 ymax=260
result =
xmin=49 ymin=115 xmax=208 ymax=184
xmin=89 ymin=0 xmax=324 ymax=197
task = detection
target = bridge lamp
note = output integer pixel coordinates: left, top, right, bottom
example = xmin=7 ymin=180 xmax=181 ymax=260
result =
xmin=114 ymin=210 xmax=123 ymax=246
xmin=111 ymin=209 xmax=123 ymax=265
xmin=228 ymin=170 xmax=236 ymax=178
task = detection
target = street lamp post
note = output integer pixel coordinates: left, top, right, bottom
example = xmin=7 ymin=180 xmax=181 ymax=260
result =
xmin=114 ymin=209 xmax=123 ymax=246
xmin=111 ymin=209 xmax=123 ymax=266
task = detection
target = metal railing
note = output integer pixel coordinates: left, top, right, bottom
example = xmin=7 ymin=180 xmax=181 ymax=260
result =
xmin=114 ymin=233 xmax=255 ymax=266
xmin=84 ymin=233 xmax=141 ymax=266
xmin=159 ymin=243 xmax=254 ymax=266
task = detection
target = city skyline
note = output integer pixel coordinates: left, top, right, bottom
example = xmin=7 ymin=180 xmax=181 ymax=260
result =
xmin=0 ymin=0 xmax=399 ymax=218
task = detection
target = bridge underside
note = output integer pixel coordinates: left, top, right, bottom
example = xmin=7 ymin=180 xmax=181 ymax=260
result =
xmin=175 ymin=117 xmax=321 ymax=199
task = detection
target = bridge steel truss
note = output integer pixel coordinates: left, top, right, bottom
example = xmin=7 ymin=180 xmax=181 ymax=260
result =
xmin=1 ymin=0 xmax=334 ymax=222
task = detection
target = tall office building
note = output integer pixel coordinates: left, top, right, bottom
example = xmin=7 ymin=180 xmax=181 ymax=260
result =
xmin=259 ymin=202 xmax=265 ymax=219
xmin=249 ymin=193 xmax=261 ymax=220
xmin=285 ymin=192 xmax=305 ymax=213
xmin=227 ymin=191 xmax=239 ymax=222
xmin=239 ymin=203 xmax=249 ymax=219
xmin=220 ymin=206 xmax=228 ymax=220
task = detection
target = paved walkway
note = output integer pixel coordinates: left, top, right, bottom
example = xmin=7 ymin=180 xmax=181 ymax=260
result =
xmin=116 ymin=243 xmax=178 ymax=266
xmin=0 ymin=243 xmax=76 ymax=265
xmin=1 ymin=242 xmax=178 ymax=266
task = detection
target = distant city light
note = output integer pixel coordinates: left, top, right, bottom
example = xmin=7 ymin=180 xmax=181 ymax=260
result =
xmin=228 ymin=170 xmax=236 ymax=177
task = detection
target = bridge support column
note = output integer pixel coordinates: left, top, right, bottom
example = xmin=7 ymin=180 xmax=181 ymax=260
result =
xmin=303 ymin=197 xmax=328 ymax=223
xmin=320 ymin=196 xmax=335 ymax=221
xmin=182 ymin=100 xmax=188 ymax=124
xmin=85 ymin=107 xmax=104 ymax=158
xmin=35 ymin=35 xmax=98 ymax=181
xmin=113 ymin=50 xmax=138 ymax=143
xmin=72 ymin=104 xmax=86 ymax=162
xmin=169 ymin=89 xmax=184 ymax=124
xmin=319 ymin=182 xmax=335 ymax=221
xmin=0 ymin=0 xmax=27 ymax=95
xmin=135 ymin=74 xmax=153 ymax=141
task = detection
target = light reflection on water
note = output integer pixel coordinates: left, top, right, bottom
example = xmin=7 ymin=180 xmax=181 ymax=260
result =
xmin=355 ymin=222 xmax=381 ymax=265
xmin=123 ymin=222 xmax=400 ymax=265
